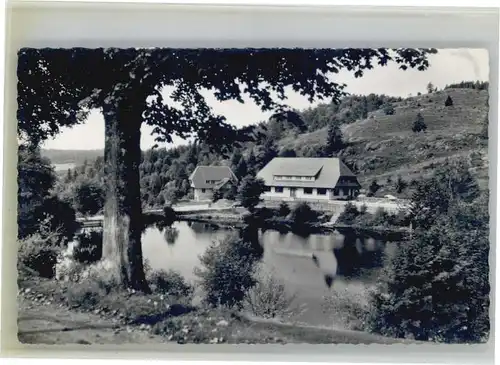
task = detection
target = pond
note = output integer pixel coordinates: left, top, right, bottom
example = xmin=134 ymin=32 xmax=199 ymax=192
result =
xmin=141 ymin=221 xmax=400 ymax=327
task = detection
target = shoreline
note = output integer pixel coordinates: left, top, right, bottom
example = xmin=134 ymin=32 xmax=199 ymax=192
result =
xmin=176 ymin=213 xmax=411 ymax=240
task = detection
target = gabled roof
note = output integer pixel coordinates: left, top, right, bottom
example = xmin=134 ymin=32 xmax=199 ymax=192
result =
xmin=256 ymin=157 xmax=358 ymax=189
xmin=213 ymin=177 xmax=235 ymax=190
xmin=189 ymin=166 xmax=238 ymax=189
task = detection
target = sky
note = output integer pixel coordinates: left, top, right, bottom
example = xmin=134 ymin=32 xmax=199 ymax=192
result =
xmin=42 ymin=48 xmax=489 ymax=151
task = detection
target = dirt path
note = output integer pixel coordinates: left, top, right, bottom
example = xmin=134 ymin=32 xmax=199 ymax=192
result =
xmin=18 ymin=295 xmax=412 ymax=346
xmin=17 ymin=297 xmax=168 ymax=345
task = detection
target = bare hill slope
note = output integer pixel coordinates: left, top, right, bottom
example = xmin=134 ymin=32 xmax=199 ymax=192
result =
xmin=280 ymin=88 xmax=489 ymax=194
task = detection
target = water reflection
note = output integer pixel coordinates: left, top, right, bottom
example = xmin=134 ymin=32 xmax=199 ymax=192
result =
xmin=141 ymin=220 xmax=400 ymax=326
xmin=163 ymin=226 xmax=179 ymax=245
xmin=189 ymin=221 xmax=220 ymax=236
xmin=332 ymin=232 xmax=387 ymax=279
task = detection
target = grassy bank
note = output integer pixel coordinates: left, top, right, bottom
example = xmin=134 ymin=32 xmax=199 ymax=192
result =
xmin=177 ymin=207 xmax=410 ymax=239
xmin=17 ymin=277 xmax=411 ymax=345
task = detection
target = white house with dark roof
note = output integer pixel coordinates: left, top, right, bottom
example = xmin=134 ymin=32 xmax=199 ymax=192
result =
xmin=256 ymin=157 xmax=361 ymax=201
xmin=189 ymin=165 xmax=238 ymax=201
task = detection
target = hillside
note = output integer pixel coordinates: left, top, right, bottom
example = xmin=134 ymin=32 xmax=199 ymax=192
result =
xmin=47 ymin=84 xmax=490 ymax=207
xmin=278 ymin=88 xmax=489 ymax=194
xmin=41 ymin=149 xmax=104 ymax=165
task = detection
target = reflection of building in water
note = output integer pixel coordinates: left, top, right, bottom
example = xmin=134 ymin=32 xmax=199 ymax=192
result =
xmin=189 ymin=221 xmax=217 ymax=234
xmin=365 ymin=237 xmax=377 ymax=251
xmin=355 ymin=238 xmax=364 ymax=253
xmin=309 ymin=235 xmax=320 ymax=251
xmin=332 ymin=232 xmax=388 ymax=278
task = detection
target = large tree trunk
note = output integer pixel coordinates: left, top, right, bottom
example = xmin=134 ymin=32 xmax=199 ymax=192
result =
xmin=102 ymin=97 xmax=150 ymax=292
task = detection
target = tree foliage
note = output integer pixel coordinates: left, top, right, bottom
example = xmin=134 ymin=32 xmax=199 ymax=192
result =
xmin=73 ymin=180 xmax=105 ymax=216
xmin=444 ymin=95 xmax=453 ymax=107
xmin=195 ymin=233 xmax=259 ymax=308
xmin=426 ymin=82 xmax=435 ymax=94
xmin=368 ymin=159 xmax=489 ymax=342
xmin=301 ymin=94 xmax=402 ymax=130
xmin=412 ymin=112 xmax=427 ymax=133
xmin=18 ymin=145 xmax=55 ymax=209
xmin=337 ymin=202 xmax=360 ymax=225
xmin=278 ymin=148 xmax=297 ymax=158
xmin=481 ymin=114 xmax=488 ymax=140
xmin=324 ymin=122 xmax=344 ymax=156
xmin=444 ymin=81 xmax=489 ymax=90
xmin=290 ymin=202 xmax=319 ymax=224
xmin=18 ymin=145 xmax=77 ymax=240
xmin=18 ymin=48 xmax=437 ymax=146
xmin=382 ymin=103 xmax=395 ymax=115
xmin=278 ymin=202 xmax=291 ymax=217
xmin=368 ymin=179 xmax=381 ymax=196
xmin=394 ymin=175 xmax=408 ymax=194
xmin=237 ymin=176 xmax=266 ymax=212
xmin=18 ymin=47 xmax=436 ymax=290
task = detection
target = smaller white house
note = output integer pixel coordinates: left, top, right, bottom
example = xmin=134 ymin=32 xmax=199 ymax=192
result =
xmin=189 ymin=165 xmax=238 ymax=201
xmin=256 ymin=157 xmax=361 ymax=202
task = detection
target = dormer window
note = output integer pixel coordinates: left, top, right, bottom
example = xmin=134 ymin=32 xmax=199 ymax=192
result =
xmin=273 ymin=175 xmax=315 ymax=181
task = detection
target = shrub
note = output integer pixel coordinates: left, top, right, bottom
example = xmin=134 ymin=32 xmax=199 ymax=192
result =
xmin=445 ymin=95 xmax=453 ymax=106
xmin=392 ymin=210 xmax=411 ymax=226
xmin=254 ymin=207 xmax=277 ymax=221
xmin=359 ymin=204 xmax=368 ymax=215
xmin=278 ymin=202 xmax=291 ymax=217
xmin=73 ymin=231 xmax=103 ymax=263
xmin=18 ymin=233 xmax=60 ymax=279
xmin=370 ymin=208 xmax=390 ymax=227
xmin=195 ymin=233 xmax=258 ymax=308
xmin=412 ymin=112 xmax=427 ymax=133
xmin=368 ymin=179 xmax=381 ymax=195
xmin=383 ymin=103 xmax=395 ymax=115
xmin=243 ymin=269 xmax=304 ymax=321
xmin=73 ymin=181 xmax=105 ymax=216
xmin=66 ymin=279 xmax=108 ymax=309
xmin=148 ymin=269 xmax=193 ymax=298
xmin=290 ymin=202 xmax=319 ymax=224
xmin=20 ymin=196 xmax=78 ymax=243
xmin=322 ymin=287 xmax=371 ymax=331
xmin=212 ymin=189 xmax=223 ymax=203
xmin=337 ymin=202 xmax=360 ymax=225
xmin=394 ymin=175 xmax=408 ymax=194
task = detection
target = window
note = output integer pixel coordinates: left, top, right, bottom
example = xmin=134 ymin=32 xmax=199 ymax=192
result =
xmin=201 ymin=189 xmax=206 ymax=193
xmin=317 ymin=188 xmax=327 ymax=195
xmin=206 ymin=179 xmax=220 ymax=184
xmin=333 ymin=188 xmax=339 ymax=195
xmin=304 ymin=188 xmax=313 ymax=195
xmin=264 ymin=186 xmax=271 ymax=192
xmin=274 ymin=186 xmax=284 ymax=193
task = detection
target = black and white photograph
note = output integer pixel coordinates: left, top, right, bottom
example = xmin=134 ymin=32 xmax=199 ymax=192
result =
xmin=15 ymin=47 xmax=491 ymax=346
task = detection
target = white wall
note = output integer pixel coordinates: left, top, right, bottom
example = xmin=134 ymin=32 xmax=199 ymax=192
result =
xmin=295 ymin=187 xmax=331 ymax=201
xmin=261 ymin=186 xmax=291 ymax=200
xmin=261 ymin=185 xmax=360 ymax=201
xmin=262 ymin=186 xmax=341 ymax=201
xmin=194 ymin=188 xmax=213 ymax=201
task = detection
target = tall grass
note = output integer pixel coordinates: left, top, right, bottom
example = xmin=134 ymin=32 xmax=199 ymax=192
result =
xmin=321 ymin=286 xmax=371 ymax=331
